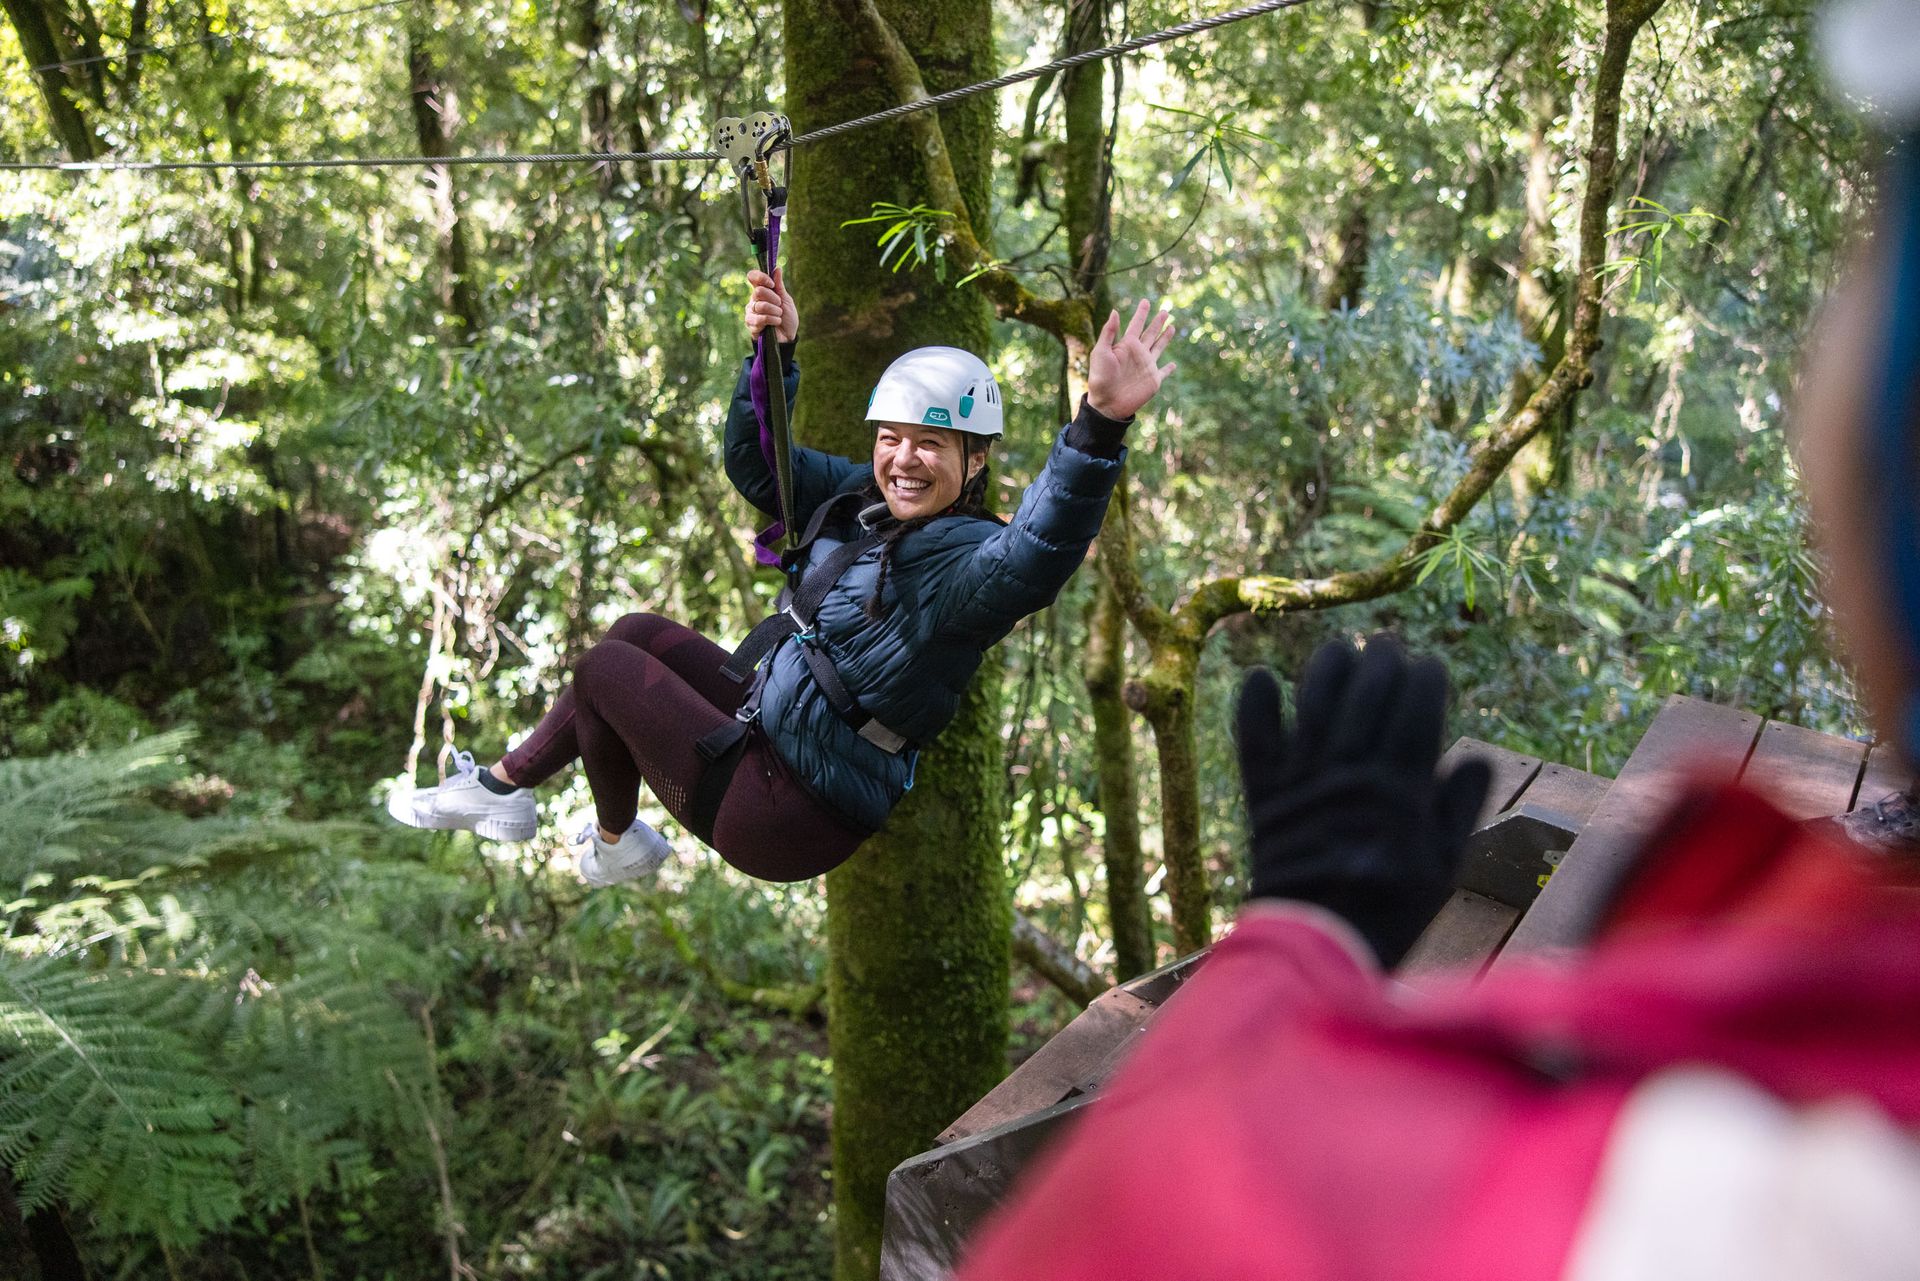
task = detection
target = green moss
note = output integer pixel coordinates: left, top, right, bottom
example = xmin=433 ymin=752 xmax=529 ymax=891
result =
xmin=824 ymin=674 xmax=1010 ymax=1281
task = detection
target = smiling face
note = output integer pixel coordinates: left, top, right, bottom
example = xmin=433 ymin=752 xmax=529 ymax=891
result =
xmin=872 ymin=421 xmax=987 ymax=521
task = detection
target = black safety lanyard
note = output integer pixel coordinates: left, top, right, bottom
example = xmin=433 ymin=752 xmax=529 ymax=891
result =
xmin=714 ymin=110 xmax=800 ymax=583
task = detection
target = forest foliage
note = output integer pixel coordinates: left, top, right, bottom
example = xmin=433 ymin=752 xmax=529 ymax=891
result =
xmin=0 ymin=0 xmax=1871 ymax=1274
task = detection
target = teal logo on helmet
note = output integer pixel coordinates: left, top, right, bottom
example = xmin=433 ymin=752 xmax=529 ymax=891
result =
xmin=922 ymin=407 xmax=953 ymax=426
xmin=959 ymin=394 xmax=975 ymax=419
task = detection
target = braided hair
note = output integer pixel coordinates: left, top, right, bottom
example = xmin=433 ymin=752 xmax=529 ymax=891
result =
xmin=859 ymin=436 xmax=1003 ymax=620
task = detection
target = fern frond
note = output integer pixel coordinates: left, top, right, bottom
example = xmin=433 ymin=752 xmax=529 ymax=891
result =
xmin=0 ymin=736 xmax=456 ymax=1242
xmin=0 ymin=728 xmax=194 ymax=878
xmin=0 ymin=953 xmax=242 ymax=1242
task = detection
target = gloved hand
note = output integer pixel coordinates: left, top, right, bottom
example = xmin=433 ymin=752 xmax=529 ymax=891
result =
xmin=1235 ymin=634 xmax=1492 ymax=968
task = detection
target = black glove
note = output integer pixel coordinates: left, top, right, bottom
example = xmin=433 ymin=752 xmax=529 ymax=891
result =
xmin=1235 ymin=634 xmax=1492 ymax=969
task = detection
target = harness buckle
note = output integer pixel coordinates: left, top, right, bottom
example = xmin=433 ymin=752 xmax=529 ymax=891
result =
xmin=857 ymin=719 xmax=910 ymax=755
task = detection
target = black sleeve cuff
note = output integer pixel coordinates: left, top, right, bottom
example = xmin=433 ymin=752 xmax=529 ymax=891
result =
xmin=1064 ymin=396 xmax=1133 ymax=459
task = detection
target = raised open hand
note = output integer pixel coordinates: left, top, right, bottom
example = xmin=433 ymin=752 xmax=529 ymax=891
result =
xmin=1087 ymin=299 xmax=1177 ymax=420
xmin=745 ymin=268 xmax=798 ymax=344
xmin=1235 ymin=634 xmax=1491 ymax=968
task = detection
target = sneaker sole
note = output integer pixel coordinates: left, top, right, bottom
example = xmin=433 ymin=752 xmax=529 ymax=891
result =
xmin=387 ymin=790 xmax=537 ymax=842
xmin=473 ymin=816 xmax=539 ymax=842
xmin=575 ymin=848 xmax=668 ymax=887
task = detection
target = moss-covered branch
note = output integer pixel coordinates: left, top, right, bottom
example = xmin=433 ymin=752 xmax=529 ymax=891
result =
xmin=835 ymin=0 xmax=1095 ymax=345
xmin=1012 ymin=911 xmax=1110 ymax=1007
xmin=1174 ymin=0 xmax=1667 ymax=642
xmin=1131 ymin=0 xmax=1669 ymax=954
xmin=1096 ymin=481 xmax=1178 ymax=646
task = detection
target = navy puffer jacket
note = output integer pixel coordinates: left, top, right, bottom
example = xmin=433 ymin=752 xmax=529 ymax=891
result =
xmin=723 ymin=353 xmax=1126 ymax=833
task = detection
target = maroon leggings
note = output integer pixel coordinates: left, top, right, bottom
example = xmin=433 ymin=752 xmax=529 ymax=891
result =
xmin=500 ymin=612 xmax=868 ymax=882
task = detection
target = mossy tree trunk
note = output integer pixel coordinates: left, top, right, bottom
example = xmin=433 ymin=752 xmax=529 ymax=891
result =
xmin=1087 ymin=575 xmax=1152 ymax=977
xmin=1 ymin=0 xmax=101 ymax=160
xmin=1059 ymin=0 xmax=1155 ymax=979
xmin=784 ymin=3 xmax=1006 ymax=1278
xmin=406 ymin=22 xmax=485 ymax=342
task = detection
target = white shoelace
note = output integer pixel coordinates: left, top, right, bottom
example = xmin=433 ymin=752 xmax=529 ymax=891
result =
xmin=448 ymin=748 xmax=479 ymax=781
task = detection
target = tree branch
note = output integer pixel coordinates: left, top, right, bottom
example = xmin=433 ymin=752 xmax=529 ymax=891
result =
xmin=1012 ymin=910 xmax=1109 ymax=1007
xmin=1095 ymin=481 xmax=1178 ymax=646
xmin=2 ymin=0 xmax=101 ymax=159
xmin=836 ymin=0 xmax=1095 ymax=345
xmin=1175 ymin=0 xmax=1669 ymax=639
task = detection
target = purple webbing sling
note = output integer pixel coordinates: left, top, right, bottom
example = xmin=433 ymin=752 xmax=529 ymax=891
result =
xmin=747 ymin=210 xmax=786 ymax=566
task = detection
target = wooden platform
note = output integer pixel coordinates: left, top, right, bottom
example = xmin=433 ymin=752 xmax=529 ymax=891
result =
xmin=877 ymin=696 xmax=1900 ymax=1281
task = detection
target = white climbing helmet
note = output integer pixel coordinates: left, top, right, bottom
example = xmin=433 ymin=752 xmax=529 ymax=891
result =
xmin=865 ymin=346 xmax=1004 ymax=439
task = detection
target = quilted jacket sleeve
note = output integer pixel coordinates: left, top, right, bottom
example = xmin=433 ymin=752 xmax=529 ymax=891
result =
xmin=934 ymin=404 xmax=1127 ymax=645
xmin=722 ymin=349 xmax=867 ymax=527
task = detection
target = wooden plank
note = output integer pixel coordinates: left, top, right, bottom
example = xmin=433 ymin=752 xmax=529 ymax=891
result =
xmin=1403 ymin=763 xmax=1609 ymax=980
xmin=1510 ymin=763 xmax=1611 ymax=834
xmin=1110 ymin=947 xmax=1208 ymax=1008
xmin=1390 ymin=743 xmax=1546 ymax=980
xmin=1499 ymin=695 xmax=1762 ymax=961
xmin=882 ymin=1094 xmax=1097 ymax=1281
xmin=937 ymin=988 xmax=1156 ymax=1144
xmin=1443 ymin=737 xmax=1542 ymax=826
xmin=1739 ymin=719 xmax=1868 ymax=822
xmin=1454 ymin=768 xmax=1610 ymax=910
xmin=1855 ymin=741 xmax=1913 ymax=811
xmin=1400 ymin=889 xmax=1520 ymax=982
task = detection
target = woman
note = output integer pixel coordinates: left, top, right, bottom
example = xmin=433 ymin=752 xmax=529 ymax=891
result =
xmin=389 ymin=269 xmax=1176 ymax=886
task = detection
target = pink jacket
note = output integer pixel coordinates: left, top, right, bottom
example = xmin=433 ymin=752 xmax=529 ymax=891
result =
xmin=956 ymin=784 xmax=1920 ymax=1281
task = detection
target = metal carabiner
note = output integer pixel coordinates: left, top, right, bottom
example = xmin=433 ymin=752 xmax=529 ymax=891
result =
xmin=751 ymin=113 xmax=792 ymax=209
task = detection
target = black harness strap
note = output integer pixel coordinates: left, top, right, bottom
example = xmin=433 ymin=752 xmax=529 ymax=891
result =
xmin=718 ymin=487 xmax=920 ymax=752
xmin=721 ymin=490 xmax=872 ymax=684
xmin=796 ymin=642 xmax=911 ymax=753
xmin=687 ymin=718 xmax=751 ymax=845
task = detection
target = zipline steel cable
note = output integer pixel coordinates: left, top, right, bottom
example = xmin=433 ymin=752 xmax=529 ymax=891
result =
xmin=0 ymin=0 xmax=1313 ymax=174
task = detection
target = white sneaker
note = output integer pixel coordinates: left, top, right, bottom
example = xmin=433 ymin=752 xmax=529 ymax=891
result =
xmin=386 ymin=750 xmax=538 ymax=841
xmin=570 ymin=816 xmax=675 ymax=887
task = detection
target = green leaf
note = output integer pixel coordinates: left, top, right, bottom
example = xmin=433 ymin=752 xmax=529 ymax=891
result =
xmin=1169 ymin=146 xmax=1209 ymax=192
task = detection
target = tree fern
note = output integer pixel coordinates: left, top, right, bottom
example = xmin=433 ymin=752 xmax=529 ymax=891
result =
xmin=0 ymin=728 xmax=364 ymax=888
xmin=0 ymin=734 xmax=456 ymax=1245
xmin=0 ymin=955 xmax=241 ymax=1242
xmin=0 ymin=728 xmax=193 ymax=875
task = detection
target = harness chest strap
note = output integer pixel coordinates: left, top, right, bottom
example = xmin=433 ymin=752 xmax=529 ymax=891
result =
xmin=721 ymin=490 xmax=917 ymax=756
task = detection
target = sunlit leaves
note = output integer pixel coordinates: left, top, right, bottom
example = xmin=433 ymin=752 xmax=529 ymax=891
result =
xmin=1599 ymin=196 xmax=1729 ymax=299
